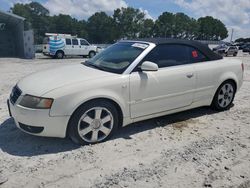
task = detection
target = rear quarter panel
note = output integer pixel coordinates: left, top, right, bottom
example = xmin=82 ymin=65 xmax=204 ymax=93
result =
xmin=216 ymin=58 xmax=243 ymax=91
xmin=193 ymin=58 xmax=243 ymax=105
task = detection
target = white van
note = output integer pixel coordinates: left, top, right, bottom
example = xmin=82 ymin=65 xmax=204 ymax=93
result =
xmin=43 ymin=33 xmax=98 ymax=59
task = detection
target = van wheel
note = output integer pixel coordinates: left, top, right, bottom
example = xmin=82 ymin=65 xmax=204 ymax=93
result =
xmin=211 ymin=80 xmax=236 ymax=111
xmin=89 ymin=51 xmax=96 ymax=58
xmin=56 ymin=51 xmax=64 ymax=59
xmin=68 ymin=100 xmax=119 ymax=145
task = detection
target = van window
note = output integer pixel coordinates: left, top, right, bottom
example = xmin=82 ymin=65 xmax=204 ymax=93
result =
xmin=80 ymin=40 xmax=89 ymax=46
xmin=66 ymin=39 xmax=71 ymax=45
xmin=72 ymin=39 xmax=79 ymax=45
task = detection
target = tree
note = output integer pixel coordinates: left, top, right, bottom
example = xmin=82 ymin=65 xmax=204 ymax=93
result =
xmin=154 ymin=12 xmax=175 ymax=38
xmin=235 ymin=38 xmax=250 ymax=43
xmin=139 ymin=19 xmax=155 ymax=38
xmin=172 ymin=13 xmax=198 ymax=39
xmin=197 ymin=16 xmax=228 ymax=40
xmin=11 ymin=2 xmax=88 ymax=43
xmin=87 ymin=12 xmax=116 ymax=43
xmin=113 ymin=7 xmax=145 ymax=39
xmin=154 ymin=12 xmax=199 ymax=39
xmin=11 ymin=2 xmax=51 ymax=43
xmin=28 ymin=2 xmax=49 ymax=16
xmin=10 ymin=2 xmax=229 ymax=44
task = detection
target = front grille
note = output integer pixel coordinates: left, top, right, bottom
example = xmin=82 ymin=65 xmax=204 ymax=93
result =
xmin=10 ymin=85 xmax=22 ymax=104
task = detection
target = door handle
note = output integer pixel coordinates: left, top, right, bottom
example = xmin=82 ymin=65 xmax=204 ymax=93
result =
xmin=186 ymin=73 xmax=194 ymax=78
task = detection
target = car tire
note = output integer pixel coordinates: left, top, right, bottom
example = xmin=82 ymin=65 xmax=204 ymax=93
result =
xmin=68 ymin=100 xmax=119 ymax=145
xmin=211 ymin=80 xmax=236 ymax=111
xmin=89 ymin=51 xmax=96 ymax=58
xmin=56 ymin=51 xmax=64 ymax=59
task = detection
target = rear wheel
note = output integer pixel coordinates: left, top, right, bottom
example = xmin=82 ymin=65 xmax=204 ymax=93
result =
xmin=211 ymin=81 xmax=236 ymax=111
xmin=55 ymin=51 xmax=64 ymax=59
xmin=68 ymin=100 xmax=119 ymax=145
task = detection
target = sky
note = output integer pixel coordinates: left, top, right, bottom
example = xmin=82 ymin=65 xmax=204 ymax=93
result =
xmin=1 ymin=0 xmax=250 ymax=41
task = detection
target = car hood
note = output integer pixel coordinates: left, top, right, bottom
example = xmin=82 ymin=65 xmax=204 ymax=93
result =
xmin=17 ymin=64 xmax=114 ymax=96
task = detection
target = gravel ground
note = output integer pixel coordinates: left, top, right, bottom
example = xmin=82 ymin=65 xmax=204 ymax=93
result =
xmin=0 ymin=53 xmax=250 ymax=188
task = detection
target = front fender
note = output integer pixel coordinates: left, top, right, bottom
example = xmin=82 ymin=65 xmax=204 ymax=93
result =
xmin=67 ymin=89 xmax=128 ymax=117
xmin=44 ymin=76 xmax=130 ymax=118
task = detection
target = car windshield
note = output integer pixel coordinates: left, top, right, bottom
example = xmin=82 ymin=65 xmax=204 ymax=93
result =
xmin=83 ymin=42 xmax=148 ymax=74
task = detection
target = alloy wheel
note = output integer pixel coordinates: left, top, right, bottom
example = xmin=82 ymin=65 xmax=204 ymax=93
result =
xmin=77 ymin=107 xmax=113 ymax=143
xmin=217 ymin=83 xmax=234 ymax=108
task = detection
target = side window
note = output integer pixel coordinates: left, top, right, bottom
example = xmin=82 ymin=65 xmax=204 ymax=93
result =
xmin=72 ymin=39 xmax=79 ymax=45
xmin=80 ymin=39 xmax=89 ymax=46
xmin=65 ymin=38 xmax=71 ymax=45
xmin=143 ymin=44 xmax=190 ymax=68
xmin=188 ymin=47 xmax=207 ymax=63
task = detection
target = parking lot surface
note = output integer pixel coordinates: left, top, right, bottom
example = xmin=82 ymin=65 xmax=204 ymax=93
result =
xmin=0 ymin=54 xmax=250 ymax=187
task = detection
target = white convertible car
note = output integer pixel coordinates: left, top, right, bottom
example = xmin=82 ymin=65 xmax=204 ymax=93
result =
xmin=8 ymin=39 xmax=244 ymax=145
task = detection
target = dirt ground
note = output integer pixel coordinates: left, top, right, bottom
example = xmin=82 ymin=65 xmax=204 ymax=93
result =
xmin=0 ymin=53 xmax=250 ymax=188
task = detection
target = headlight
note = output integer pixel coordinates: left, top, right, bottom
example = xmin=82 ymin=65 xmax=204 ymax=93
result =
xmin=19 ymin=95 xmax=53 ymax=109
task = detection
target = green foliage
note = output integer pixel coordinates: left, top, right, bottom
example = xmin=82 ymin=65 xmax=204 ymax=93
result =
xmin=139 ymin=19 xmax=155 ymax=38
xmin=155 ymin=12 xmax=174 ymax=38
xmin=235 ymin=38 xmax=250 ymax=43
xmin=11 ymin=2 xmax=51 ymax=43
xmin=173 ymin=13 xmax=198 ymax=39
xmin=113 ymin=7 xmax=145 ymax=39
xmin=197 ymin=16 xmax=228 ymax=40
xmin=87 ymin=12 xmax=115 ymax=43
xmin=10 ymin=2 xmax=229 ymax=44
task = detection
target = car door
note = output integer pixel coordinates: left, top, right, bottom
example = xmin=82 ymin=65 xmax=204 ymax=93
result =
xmin=129 ymin=44 xmax=196 ymax=118
xmin=71 ymin=38 xmax=80 ymax=55
xmin=64 ymin=38 xmax=72 ymax=55
xmin=80 ymin=39 xmax=90 ymax=55
xmin=191 ymin=47 xmax=220 ymax=104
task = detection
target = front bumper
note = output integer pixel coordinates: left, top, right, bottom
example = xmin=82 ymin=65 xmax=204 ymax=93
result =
xmin=7 ymin=98 xmax=70 ymax=138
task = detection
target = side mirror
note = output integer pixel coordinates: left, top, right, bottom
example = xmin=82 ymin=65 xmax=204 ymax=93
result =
xmin=140 ymin=61 xmax=158 ymax=72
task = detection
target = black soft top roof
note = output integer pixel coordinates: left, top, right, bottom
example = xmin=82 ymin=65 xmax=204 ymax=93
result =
xmin=123 ymin=38 xmax=222 ymax=61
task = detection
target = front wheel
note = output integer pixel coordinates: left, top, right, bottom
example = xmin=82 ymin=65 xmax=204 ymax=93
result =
xmin=211 ymin=81 xmax=236 ymax=111
xmin=68 ymin=100 xmax=119 ymax=145
xmin=89 ymin=51 xmax=96 ymax=58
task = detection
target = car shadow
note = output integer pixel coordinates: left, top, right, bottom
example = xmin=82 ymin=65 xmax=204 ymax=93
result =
xmin=0 ymin=106 xmax=221 ymax=157
xmin=0 ymin=118 xmax=79 ymax=157
xmin=114 ymin=106 xmax=218 ymax=140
